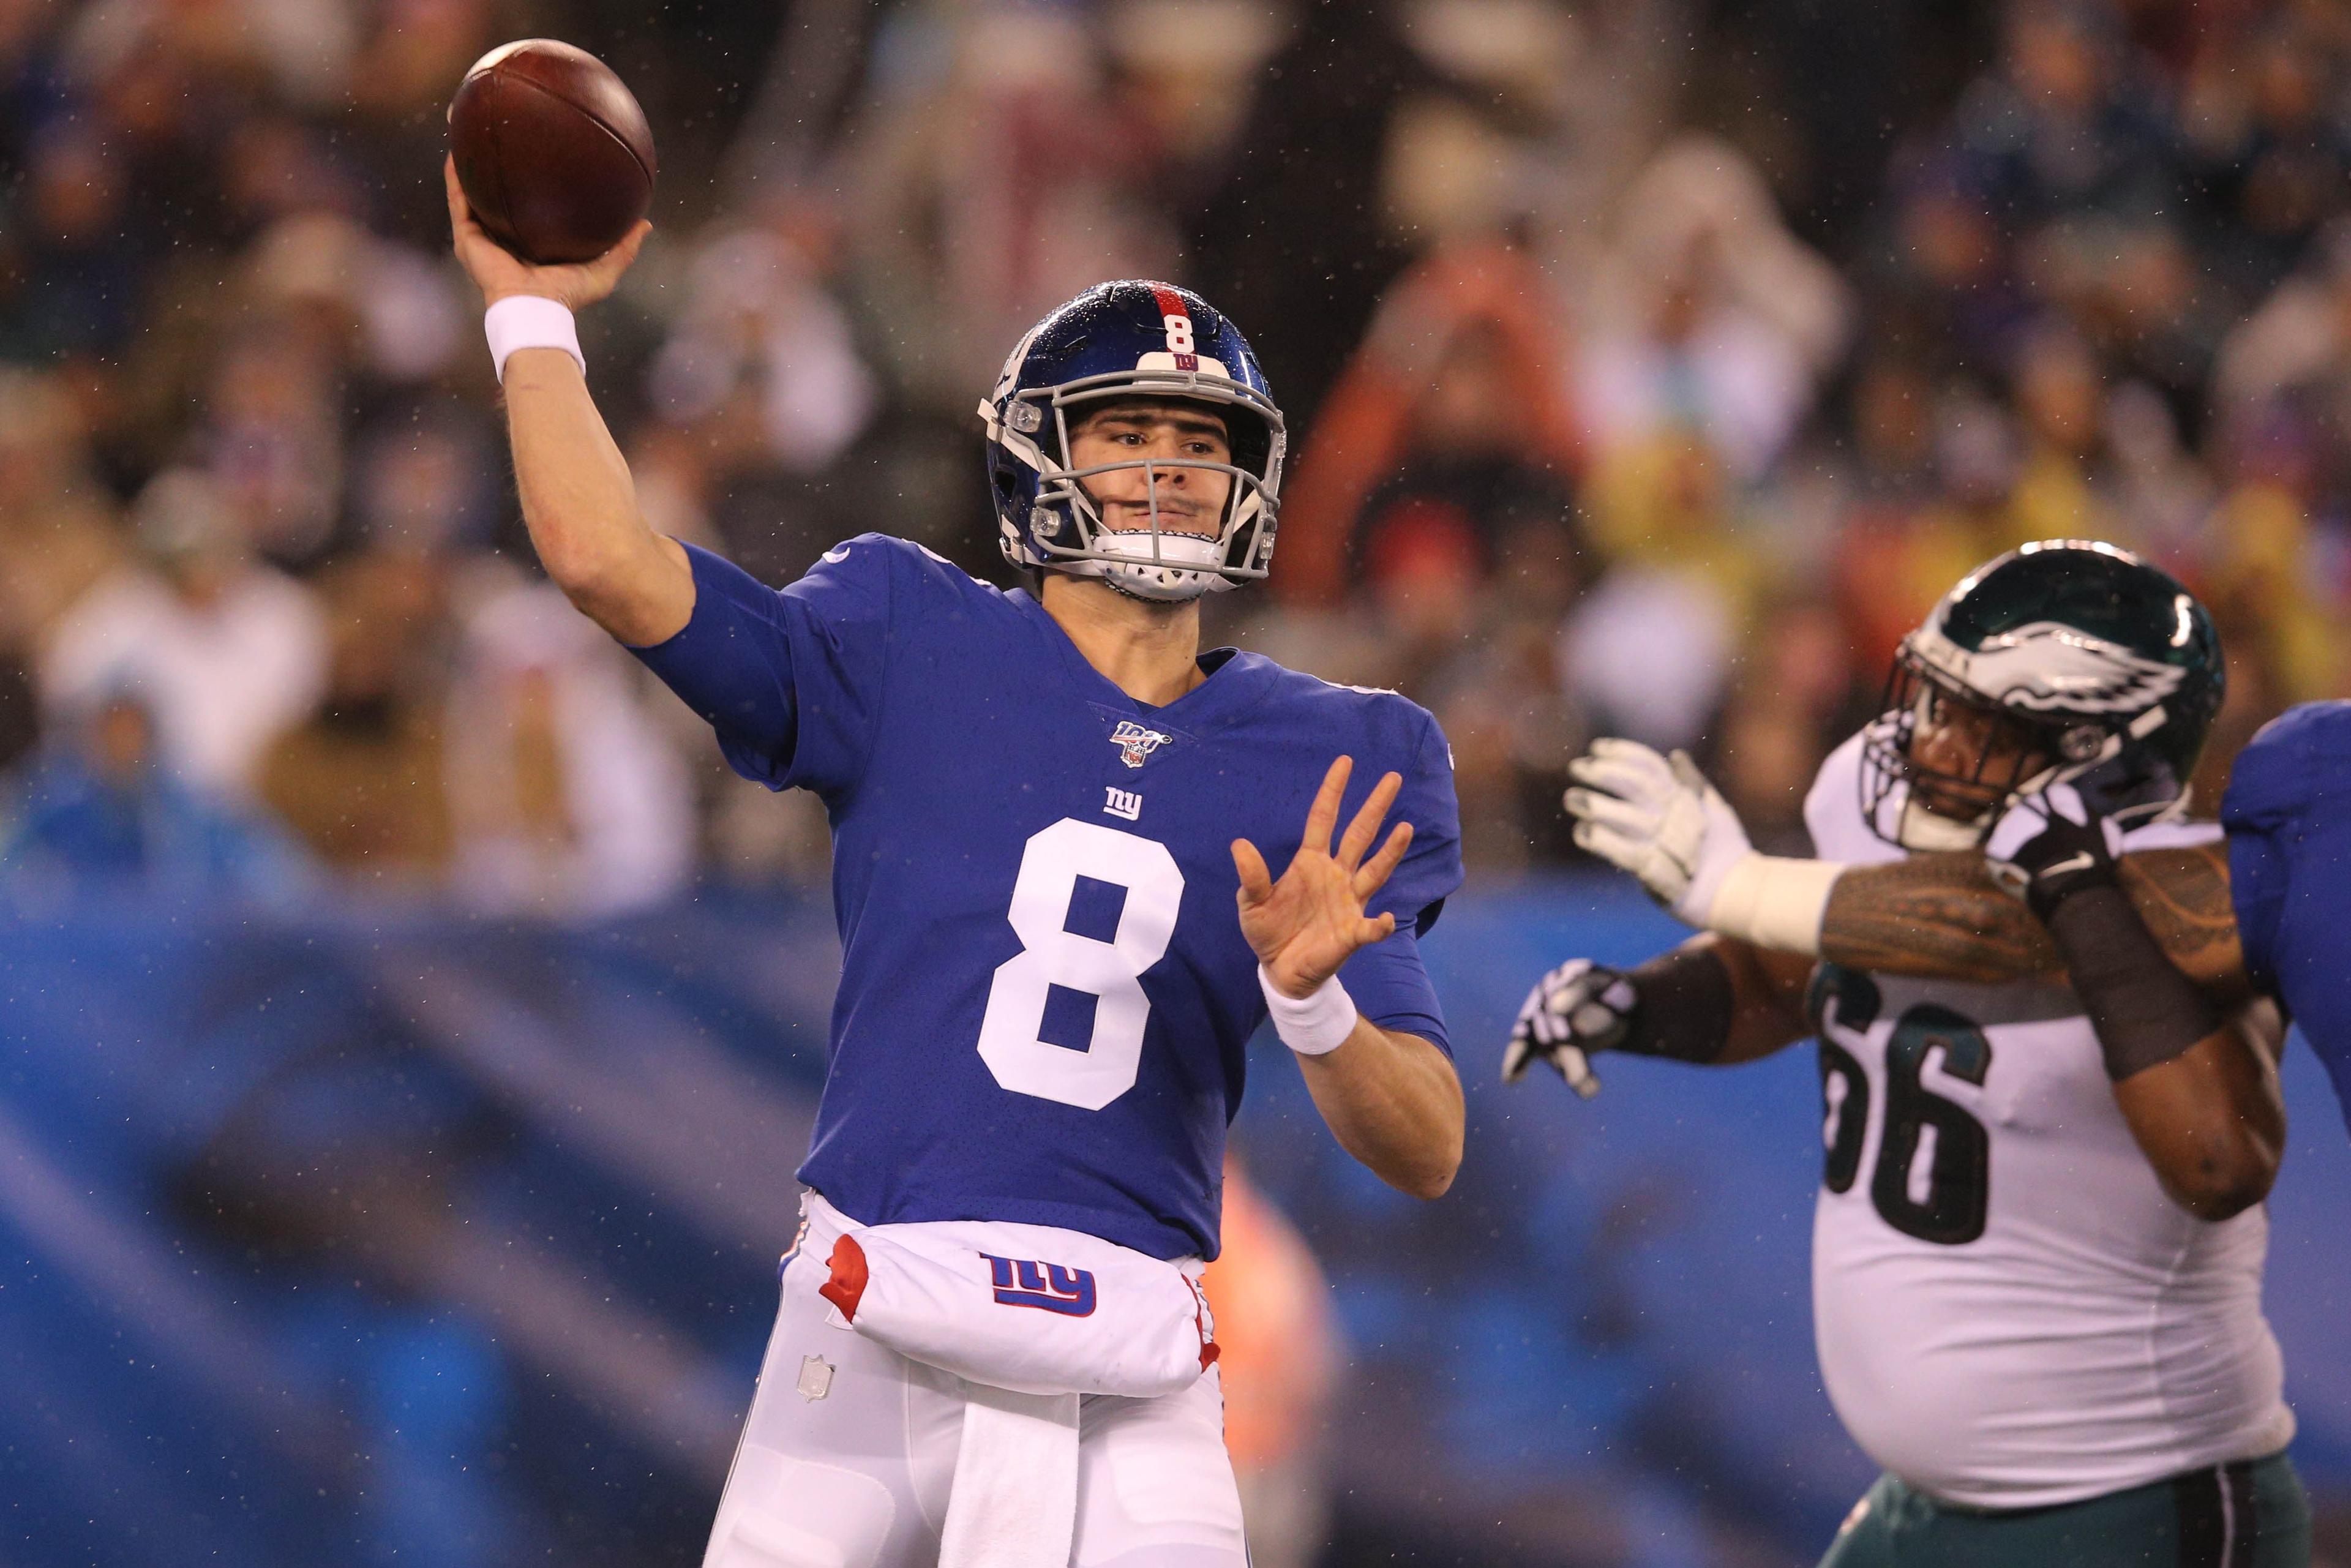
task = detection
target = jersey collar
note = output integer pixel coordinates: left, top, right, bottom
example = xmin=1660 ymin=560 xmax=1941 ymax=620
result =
xmin=1010 ymin=587 xmax=1277 ymax=732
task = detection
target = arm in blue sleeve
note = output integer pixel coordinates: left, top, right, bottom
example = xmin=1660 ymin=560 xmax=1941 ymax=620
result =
xmin=1344 ymin=707 xmax=1464 ymax=1055
xmin=1341 ymin=925 xmax=1452 ymax=1058
xmin=1371 ymin=708 xmax=1466 ymax=939
xmin=628 ymin=538 xmax=898 ymax=799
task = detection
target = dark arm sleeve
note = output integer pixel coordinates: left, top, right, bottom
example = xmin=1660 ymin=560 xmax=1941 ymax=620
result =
xmin=627 ymin=537 xmax=899 ymax=800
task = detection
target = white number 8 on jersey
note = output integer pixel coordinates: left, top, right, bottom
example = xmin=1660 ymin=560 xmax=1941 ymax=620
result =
xmin=977 ymin=819 xmax=1185 ymax=1110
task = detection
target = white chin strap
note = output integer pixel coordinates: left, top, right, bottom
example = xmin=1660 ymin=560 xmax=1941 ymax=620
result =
xmin=1081 ymin=533 xmax=1226 ymax=603
xmin=1895 ymin=798 xmax=1990 ymax=851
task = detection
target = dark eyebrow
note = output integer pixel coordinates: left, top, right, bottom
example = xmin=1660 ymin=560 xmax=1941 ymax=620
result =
xmin=1081 ymin=405 xmax=1229 ymax=438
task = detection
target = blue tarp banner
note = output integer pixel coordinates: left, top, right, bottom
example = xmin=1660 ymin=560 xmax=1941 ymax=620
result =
xmin=3 ymin=880 xmax=2345 ymax=1566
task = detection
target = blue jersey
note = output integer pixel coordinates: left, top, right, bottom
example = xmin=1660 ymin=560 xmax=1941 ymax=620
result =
xmin=632 ymin=536 xmax=1463 ymax=1259
xmin=2221 ymin=700 xmax=2351 ymax=1136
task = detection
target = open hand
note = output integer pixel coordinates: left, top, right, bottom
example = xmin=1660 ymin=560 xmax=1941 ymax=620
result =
xmin=1503 ymin=958 xmax=1635 ymax=1097
xmin=446 ymin=155 xmax=650 ymax=312
xmin=1564 ymin=738 xmax=1752 ymax=926
xmin=1233 ymin=756 xmax=1414 ymax=999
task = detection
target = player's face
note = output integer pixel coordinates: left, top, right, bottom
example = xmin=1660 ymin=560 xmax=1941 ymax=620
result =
xmin=1067 ymin=400 xmax=1234 ymax=538
xmin=1905 ymin=686 xmax=2053 ymax=820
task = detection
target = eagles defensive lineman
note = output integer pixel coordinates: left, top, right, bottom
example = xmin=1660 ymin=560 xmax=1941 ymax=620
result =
xmin=447 ymin=163 xmax=1465 ymax=1568
xmin=1625 ymin=696 xmax=2351 ymax=1146
xmin=1509 ymin=543 xmax=2309 ymax=1566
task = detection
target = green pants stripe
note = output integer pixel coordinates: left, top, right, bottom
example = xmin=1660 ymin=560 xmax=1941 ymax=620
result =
xmin=1817 ymin=1452 xmax=2310 ymax=1568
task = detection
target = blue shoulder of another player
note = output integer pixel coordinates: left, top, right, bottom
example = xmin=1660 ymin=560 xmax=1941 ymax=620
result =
xmin=1247 ymin=664 xmax=1466 ymax=935
xmin=2220 ymin=702 xmax=2351 ymax=990
xmin=2221 ymin=700 xmax=2351 ymax=831
xmin=2220 ymin=702 xmax=2351 ymax=1134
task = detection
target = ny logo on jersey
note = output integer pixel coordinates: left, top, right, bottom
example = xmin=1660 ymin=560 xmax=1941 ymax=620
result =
xmin=983 ymin=1254 xmax=1098 ymax=1317
xmin=1103 ymin=787 xmax=1142 ymax=821
xmin=1109 ymin=720 xmax=1171 ymax=770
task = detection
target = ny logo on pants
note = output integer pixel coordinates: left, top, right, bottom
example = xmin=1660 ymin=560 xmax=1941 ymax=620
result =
xmin=983 ymin=1254 xmax=1097 ymax=1316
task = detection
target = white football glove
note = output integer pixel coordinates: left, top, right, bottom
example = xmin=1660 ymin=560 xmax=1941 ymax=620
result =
xmin=1503 ymin=958 xmax=1637 ymax=1098
xmin=1564 ymin=739 xmax=1755 ymax=927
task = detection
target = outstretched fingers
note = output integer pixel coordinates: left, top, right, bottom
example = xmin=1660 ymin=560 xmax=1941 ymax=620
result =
xmin=1562 ymin=785 xmax=1655 ymax=836
xmin=1300 ymin=756 xmax=1352 ymax=855
xmin=1354 ymin=819 xmax=1414 ymax=899
xmin=444 ymin=156 xmax=474 ymax=232
xmin=1569 ymin=746 xmax=1670 ymax=805
xmin=1335 ymin=770 xmax=1403 ymax=871
xmin=1231 ymin=838 xmax=1275 ymax=908
xmin=588 ymin=219 xmax=653 ymax=285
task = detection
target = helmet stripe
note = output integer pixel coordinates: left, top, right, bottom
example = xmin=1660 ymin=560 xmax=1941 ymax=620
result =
xmin=1149 ymin=285 xmax=1198 ymax=372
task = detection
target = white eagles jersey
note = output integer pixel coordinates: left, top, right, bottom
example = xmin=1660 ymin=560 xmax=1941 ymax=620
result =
xmin=1802 ymin=732 xmax=2292 ymax=1509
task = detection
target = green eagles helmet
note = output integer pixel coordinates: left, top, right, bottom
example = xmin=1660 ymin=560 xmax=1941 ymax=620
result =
xmin=1859 ymin=539 xmax=2225 ymax=850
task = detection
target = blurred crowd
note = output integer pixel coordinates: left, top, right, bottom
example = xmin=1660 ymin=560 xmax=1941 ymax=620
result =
xmin=3 ymin=0 xmax=2349 ymax=909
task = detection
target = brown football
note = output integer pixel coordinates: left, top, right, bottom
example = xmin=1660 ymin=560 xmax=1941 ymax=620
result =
xmin=448 ymin=39 xmax=656 ymax=265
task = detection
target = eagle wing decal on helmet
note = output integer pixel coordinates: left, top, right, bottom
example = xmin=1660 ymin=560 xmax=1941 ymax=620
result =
xmin=1961 ymin=622 xmax=2190 ymax=715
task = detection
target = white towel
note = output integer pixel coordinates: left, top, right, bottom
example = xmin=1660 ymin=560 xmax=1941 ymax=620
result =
xmin=804 ymin=1195 xmax=1216 ymax=1400
xmin=795 ymin=1194 xmax=1217 ymax=1568
xmin=936 ymin=1384 xmax=1080 ymax=1568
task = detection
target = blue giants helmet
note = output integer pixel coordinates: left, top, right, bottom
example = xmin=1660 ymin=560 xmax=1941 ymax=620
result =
xmin=980 ymin=280 xmax=1285 ymax=601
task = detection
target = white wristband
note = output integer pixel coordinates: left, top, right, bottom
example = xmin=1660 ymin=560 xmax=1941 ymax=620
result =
xmin=1702 ymin=853 xmax=1845 ymax=956
xmin=484 ymin=295 xmax=584 ymax=384
xmin=1259 ymin=966 xmax=1359 ymax=1056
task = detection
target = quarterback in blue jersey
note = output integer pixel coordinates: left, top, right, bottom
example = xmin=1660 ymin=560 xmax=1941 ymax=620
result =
xmin=449 ymin=163 xmax=1463 ymax=1567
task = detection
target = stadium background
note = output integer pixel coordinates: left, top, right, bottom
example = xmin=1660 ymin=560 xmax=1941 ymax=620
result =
xmin=3 ymin=0 xmax=2349 ymax=1562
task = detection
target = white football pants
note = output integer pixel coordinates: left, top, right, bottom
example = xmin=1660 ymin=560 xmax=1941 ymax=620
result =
xmin=703 ymin=1236 xmax=1249 ymax=1568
